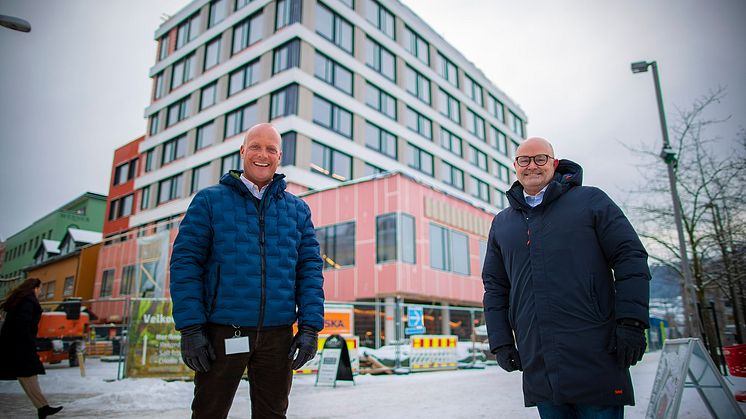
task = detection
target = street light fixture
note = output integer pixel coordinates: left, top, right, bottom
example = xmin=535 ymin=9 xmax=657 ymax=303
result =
xmin=631 ymin=60 xmax=700 ymax=338
xmin=0 ymin=15 xmax=31 ymax=32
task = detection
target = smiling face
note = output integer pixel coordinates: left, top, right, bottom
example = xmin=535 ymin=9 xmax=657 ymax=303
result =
xmin=240 ymin=123 xmax=282 ymax=189
xmin=514 ymin=137 xmax=557 ymax=196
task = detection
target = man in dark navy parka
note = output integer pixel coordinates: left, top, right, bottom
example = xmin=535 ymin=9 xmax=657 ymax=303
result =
xmin=482 ymin=137 xmax=650 ymax=418
xmin=170 ymin=123 xmax=325 ymax=418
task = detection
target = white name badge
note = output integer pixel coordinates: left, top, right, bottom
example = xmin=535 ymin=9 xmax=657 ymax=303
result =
xmin=225 ymin=336 xmax=250 ymax=355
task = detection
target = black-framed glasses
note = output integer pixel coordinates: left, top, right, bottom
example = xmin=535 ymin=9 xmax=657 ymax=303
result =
xmin=515 ymin=154 xmax=553 ymax=167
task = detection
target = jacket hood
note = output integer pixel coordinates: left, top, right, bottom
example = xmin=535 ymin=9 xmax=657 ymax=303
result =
xmin=506 ymin=159 xmax=583 ymax=210
xmin=219 ymin=170 xmax=287 ymax=198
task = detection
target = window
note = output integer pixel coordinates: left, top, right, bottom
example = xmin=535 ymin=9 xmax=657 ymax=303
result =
xmin=153 ymin=72 xmax=165 ymax=100
xmin=158 ymin=173 xmax=184 ymax=204
xmin=158 ymin=34 xmax=169 ymax=61
xmin=281 ymin=131 xmax=296 ymax=166
xmin=167 ymin=96 xmax=191 ymax=127
xmin=228 ymin=58 xmax=260 ymax=96
xmin=470 ymin=176 xmax=490 ymax=202
xmin=510 ymin=140 xmax=520 ymax=158
xmin=365 ymin=0 xmax=394 ymax=39
xmin=365 ymin=83 xmax=396 ymax=120
xmin=162 ymin=135 xmax=187 ymax=165
xmin=204 ymin=37 xmax=221 ymax=70
xmin=121 ymin=265 xmax=135 ymax=295
xmin=365 ymin=122 xmax=397 ymax=159
xmin=44 ymin=280 xmax=56 ymax=300
xmin=405 ymin=65 xmax=431 ymax=104
xmin=270 ymin=84 xmax=298 ymax=119
xmin=407 ymin=143 xmax=433 ymax=176
xmin=221 ymin=152 xmax=241 ymax=173
xmin=140 ymin=185 xmax=151 ymax=210
xmin=310 ymin=141 xmax=352 ymax=181
xmin=365 ymin=37 xmax=395 ymax=81
xmin=464 ymin=75 xmax=483 ymax=106
xmin=276 ymin=0 xmax=301 ymax=30
xmin=314 ymin=52 xmax=353 ymax=95
xmin=100 ymin=270 xmax=114 ymax=297
xmin=442 ymin=161 xmax=464 ymax=190
xmin=437 ymin=89 xmax=460 ymax=123
xmin=509 ymin=111 xmax=525 ymax=137
xmin=272 ymin=39 xmax=300 ymax=74
xmin=312 ymin=95 xmax=352 ymax=138
xmin=232 ymin=12 xmax=263 ymax=54
xmin=364 ymin=163 xmax=384 ymax=176
xmin=437 ymin=52 xmax=458 ymax=87
xmin=114 ymin=162 xmax=129 ymax=185
xmin=315 ymin=3 xmax=353 ymax=54
xmin=176 ymin=13 xmax=201 ymax=50
xmin=466 ymin=109 xmax=486 ymax=140
xmin=208 ymin=0 xmax=227 ymax=28
xmin=440 ymin=128 xmax=462 ymax=157
xmin=149 ymin=114 xmax=159 ymax=135
xmin=495 ymin=190 xmax=507 ymax=209
xmin=195 ymin=121 xmax=215 ymax=150
xmin=171 ymin=53 xmax=196 ymax=89
xmin=144 ymin=149 xmax=154 ymax=172
xmin=493 ymin=159 xmax=510 ymax=184
xmin=200 ymin=82 xmax=217 ymax=110
xmin=316 ymin=221 xmax=355 ymax=270
xmin=224 ymin=102 xmax=258 ymax=138
xmin=63 ymin=276 xmax=74 ymax=297
xmin=491 ymin=126 xmax=508 ymax=155
xmin=405 ymin=107 xmax=432 ymax=140
xmin=430 ymin=224 xmax=469 ymax=275
xmin=469 ymin=145 xmax=488 ymax=171
xmin=376 ymin=213 xmax=415 ymax=263
xmin=488 ymin=94 xmax=505 ymax=123
xmin=404 ymin=26 xmax=429 ymax=64
xmin=338 ymin=0 xmax=353 ymax=7
xmin=191 ymin=164 xmax=213 ymax=193
xmin=235 ymin=0 xmax=252 ymax=10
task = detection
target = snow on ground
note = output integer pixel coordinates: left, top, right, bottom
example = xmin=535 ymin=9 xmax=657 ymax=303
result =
xmin=1 ymin=350 xmax=744 ymax=418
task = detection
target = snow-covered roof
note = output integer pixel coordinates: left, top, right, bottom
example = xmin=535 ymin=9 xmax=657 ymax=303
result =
xmin=65 ymin=228 xmax=102 ymax=245
xmin=42 ymin=240 xmax=60 ymax=254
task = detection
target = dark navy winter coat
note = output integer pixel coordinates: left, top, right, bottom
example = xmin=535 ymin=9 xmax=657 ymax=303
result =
xmin=0 ymin=294 xmax=45 ymax=380
xmin=170 ymin=171 xmax=325 ymax=332
xmin=482 ymin=160 xmax=650 ymax=407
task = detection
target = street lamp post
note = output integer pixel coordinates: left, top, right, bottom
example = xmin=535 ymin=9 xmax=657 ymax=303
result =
xmin=631 ymin=60 xmax=700 ymax=338
xmin=0 ymin=15 xmax=31 ymax=32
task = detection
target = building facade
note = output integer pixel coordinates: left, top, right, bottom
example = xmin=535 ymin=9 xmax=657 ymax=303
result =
xmin=1 ymin=192 xmax=106 ymax=296
xmin=91 ymin=0 xmax=529 ymax=339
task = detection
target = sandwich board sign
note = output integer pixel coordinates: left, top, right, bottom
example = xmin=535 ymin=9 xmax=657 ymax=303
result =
xmin=315 ymin=334 xmax=354 ymax=387
xmin=646 ymin=338 xmax=744 ymax=419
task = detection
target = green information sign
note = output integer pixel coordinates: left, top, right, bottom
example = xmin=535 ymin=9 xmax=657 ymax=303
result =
xmin=125 ymin=299 xmax=192 ymax=379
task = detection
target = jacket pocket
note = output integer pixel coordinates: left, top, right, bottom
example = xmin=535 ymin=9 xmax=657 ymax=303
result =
xmin=208 ymin=265 xmax=221 ymax=317
xmin=587 ymin=274 xmax=607 ymax=322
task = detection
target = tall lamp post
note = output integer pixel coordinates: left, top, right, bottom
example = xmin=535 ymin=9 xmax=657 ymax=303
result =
xmin=0 ymin=15 xmax=31 ymax=32
xmin=631 ymin=60 xmax=700 ymax=338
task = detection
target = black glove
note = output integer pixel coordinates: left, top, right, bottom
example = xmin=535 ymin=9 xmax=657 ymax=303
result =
xmin=493 ymin=344 xmax=522 ymax=372
xmin=609 ymin=319 xmax=647 ymax=369
xmin=179 ymin=324 xmax=216 ymax=373
xmin=288 ymin=325 xmax=318 ymax=370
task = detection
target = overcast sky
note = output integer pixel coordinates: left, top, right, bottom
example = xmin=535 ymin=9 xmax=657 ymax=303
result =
xmin=1 ymin=0 xmax=744 ymax=240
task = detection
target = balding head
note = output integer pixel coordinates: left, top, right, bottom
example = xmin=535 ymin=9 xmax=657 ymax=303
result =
xmin=240 ymin=123 xmax=283 ymax=189
xmin=513 ymin=137 xmax=558 ymax=196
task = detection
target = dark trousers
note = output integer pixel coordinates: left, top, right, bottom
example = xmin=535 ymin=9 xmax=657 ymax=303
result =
xmin=192 ymin=324 xmax=293 ymax=419
xmin=536 ymin=401 xmax=624 ymax=419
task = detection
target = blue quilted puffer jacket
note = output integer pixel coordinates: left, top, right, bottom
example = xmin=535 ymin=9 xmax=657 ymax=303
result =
xmin=170 ymin=171 xmax=325 ymax=331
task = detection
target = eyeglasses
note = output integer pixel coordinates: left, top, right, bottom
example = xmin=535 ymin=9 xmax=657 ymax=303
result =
xmin=514 ymin=154 xmax=553 ymax=167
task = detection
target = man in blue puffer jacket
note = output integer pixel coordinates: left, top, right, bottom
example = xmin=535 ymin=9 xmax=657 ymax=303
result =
xmin=170 ymin=123 xmax=324 ymax=419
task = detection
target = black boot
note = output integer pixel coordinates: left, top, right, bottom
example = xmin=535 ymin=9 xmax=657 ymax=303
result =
xmin=38 ymin=405 xmax=63 ymax=418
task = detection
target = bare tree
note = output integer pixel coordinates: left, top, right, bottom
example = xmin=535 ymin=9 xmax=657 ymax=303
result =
xmin=626 ymin=88 xmax=746 ymax=367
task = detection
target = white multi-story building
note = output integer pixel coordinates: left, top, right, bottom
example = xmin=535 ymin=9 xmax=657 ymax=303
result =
xmin=130 ymin=0 xmax=527 ymax=230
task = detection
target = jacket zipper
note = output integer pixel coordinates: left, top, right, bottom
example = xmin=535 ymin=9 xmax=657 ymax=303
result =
xmin=255 ymin=183 xmax=274 ymax=331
